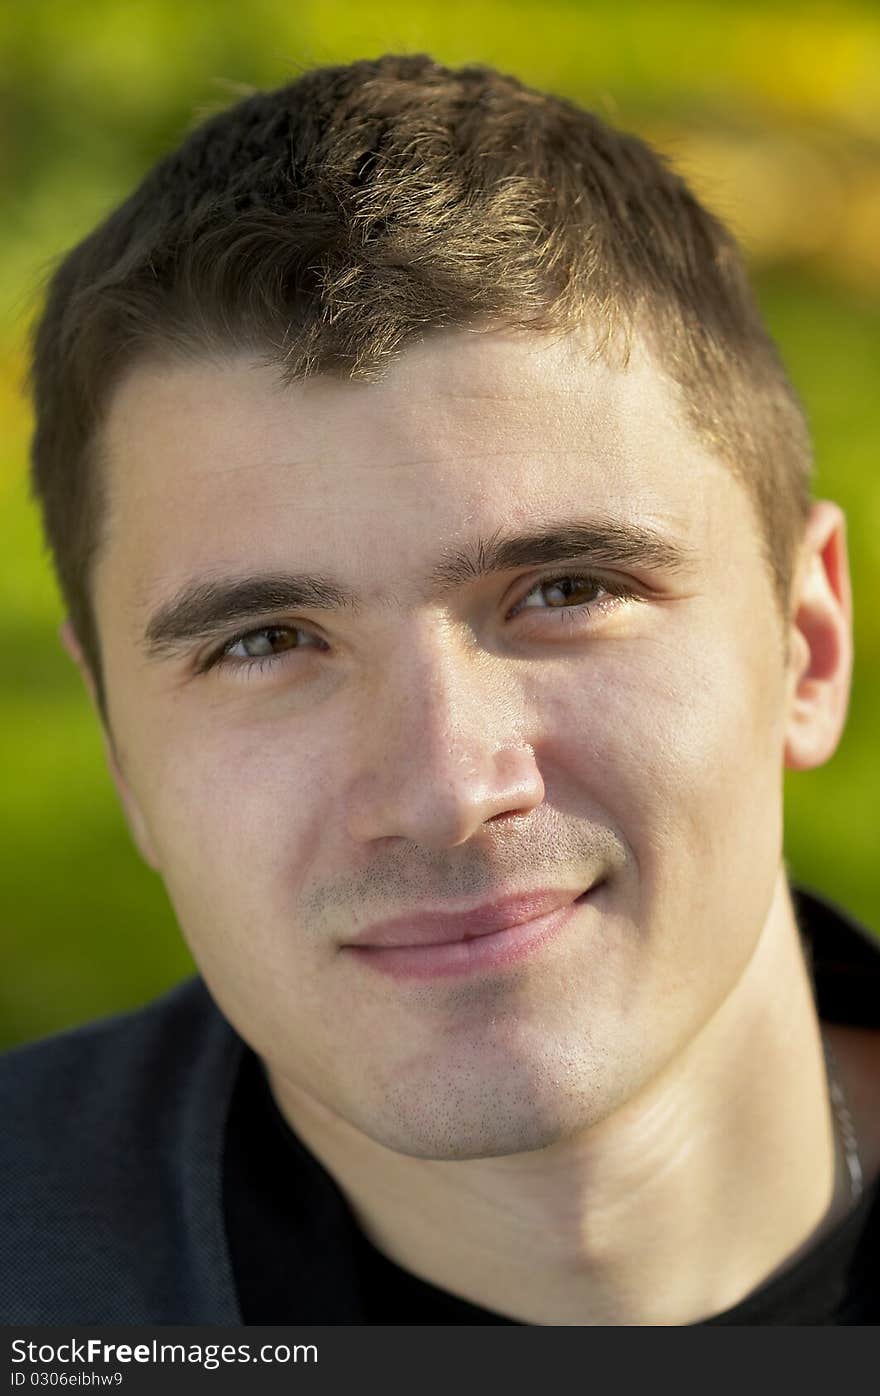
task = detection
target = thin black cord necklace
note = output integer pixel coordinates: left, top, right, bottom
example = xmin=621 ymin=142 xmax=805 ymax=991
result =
xmin=822 ymin=1031 xmax=864 ymax=1207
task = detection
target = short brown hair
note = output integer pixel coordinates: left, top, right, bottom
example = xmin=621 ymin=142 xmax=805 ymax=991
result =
xmin=28 ymin=53 xmax=813 ymax=713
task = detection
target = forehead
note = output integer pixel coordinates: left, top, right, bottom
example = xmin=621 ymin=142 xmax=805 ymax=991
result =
xmin=94 ymin=328 xmax=746 ymax=613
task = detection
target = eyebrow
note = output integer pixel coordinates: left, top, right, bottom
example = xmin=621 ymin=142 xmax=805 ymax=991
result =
xmin=141 ymin=516 xmax=699 ymax=660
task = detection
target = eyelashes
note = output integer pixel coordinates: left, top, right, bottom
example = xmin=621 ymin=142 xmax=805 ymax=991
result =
xmin=202 ymin=572 xmax=642 ymax=679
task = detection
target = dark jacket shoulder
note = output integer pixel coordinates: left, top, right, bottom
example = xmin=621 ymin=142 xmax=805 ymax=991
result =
xmin=0 ymin=977 xmax=244 ymax=1323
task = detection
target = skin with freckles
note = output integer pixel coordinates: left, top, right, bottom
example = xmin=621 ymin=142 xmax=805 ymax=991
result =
xmin=64 ymin=328 xmax=879 ymax=1324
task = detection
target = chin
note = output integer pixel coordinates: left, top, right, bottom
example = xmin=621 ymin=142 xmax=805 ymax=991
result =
xmin=360 ymin=1068 xmax=607 ymax=1161
xmin=369 ymin=1110 xmax=595 ymax=1163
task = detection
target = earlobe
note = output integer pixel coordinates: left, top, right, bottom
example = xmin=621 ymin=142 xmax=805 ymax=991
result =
xmin=782 ymin=502 xmax=853 ymax=773
xmin=58 ymin=618 xmax=162 ymax=872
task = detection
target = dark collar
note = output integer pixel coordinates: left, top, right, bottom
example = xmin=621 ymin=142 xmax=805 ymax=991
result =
xmin=792 ymin=884 xmax=880 ymax=1026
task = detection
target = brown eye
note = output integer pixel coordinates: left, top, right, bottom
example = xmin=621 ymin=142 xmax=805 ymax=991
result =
xmin=228 ymin=627 xmax=302 ymax=659
xmin=535 ymin=577 xmax=602 ymax=607
xmin=510 ymin=572 xmax=639 ymax=630
xmin=516 ymin=574 xmax=606 ymax=610
xmin=212 ymin=624 xmax=327 ymax=673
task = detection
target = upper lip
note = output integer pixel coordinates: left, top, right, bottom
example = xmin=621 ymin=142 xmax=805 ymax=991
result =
xmin=345 ymin=887 xmax=588 ymax=949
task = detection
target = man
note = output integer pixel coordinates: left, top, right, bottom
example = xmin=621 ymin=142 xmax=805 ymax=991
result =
xmin=2 ymin=53 xmax=878 ymax=1326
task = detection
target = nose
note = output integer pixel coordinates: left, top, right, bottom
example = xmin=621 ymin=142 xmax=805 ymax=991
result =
xmin=344 ymin=624 xmax=545 ymax=848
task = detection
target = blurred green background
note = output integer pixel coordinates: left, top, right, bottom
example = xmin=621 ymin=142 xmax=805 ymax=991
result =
xmin=1 ymin=0 xmax=878 ymax=1049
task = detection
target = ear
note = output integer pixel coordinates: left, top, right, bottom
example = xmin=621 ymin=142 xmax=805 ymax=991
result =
xmin=783 ymin=501 xmax=853 ymax=772
xmin=59 ymin=619 xmax=161 ymax=871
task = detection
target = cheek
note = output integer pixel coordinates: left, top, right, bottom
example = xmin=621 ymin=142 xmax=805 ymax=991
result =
xmin=530 ymin=628 xmax=788 ymax=1034
xmin=537 ymin=625 xmax=785 ymax=865
xmin=128 ymin=716 xmax=334 ymax=945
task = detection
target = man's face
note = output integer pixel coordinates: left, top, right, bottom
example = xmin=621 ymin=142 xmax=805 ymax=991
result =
xmin=92 ymin=329 xmax=793 ymax=1159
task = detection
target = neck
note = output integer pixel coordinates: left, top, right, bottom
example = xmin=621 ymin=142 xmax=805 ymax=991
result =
xmin=268 ymin=872 xmax=844 ymax=1325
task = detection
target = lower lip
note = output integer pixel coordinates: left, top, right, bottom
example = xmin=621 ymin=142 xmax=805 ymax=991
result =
xmin=345 ymin=887 xmax=599 ymax=981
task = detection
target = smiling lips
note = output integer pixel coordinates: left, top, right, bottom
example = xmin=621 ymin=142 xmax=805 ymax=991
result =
xmin=342 ymin=885 xmax=599 ymax=981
